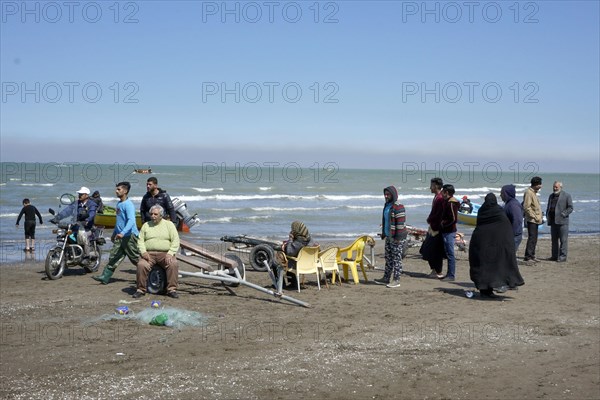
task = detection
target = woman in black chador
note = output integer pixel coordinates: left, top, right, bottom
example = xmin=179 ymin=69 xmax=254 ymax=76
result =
xmin=469 ymin=193 xmax=525 ymax=297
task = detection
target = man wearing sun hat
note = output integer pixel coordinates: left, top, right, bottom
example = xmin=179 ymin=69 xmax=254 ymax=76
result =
xmin=51 ymin=186 xmax=98 ymax=259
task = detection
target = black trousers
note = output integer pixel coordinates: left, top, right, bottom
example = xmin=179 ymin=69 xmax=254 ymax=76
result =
xmin=524 ymin=222 xmax=539 ymax=260
xmin=550 ymin=224 xmax=569 ymax=260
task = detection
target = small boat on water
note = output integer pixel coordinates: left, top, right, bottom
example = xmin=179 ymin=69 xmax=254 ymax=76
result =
xmin=457 ymin=203 xmax=480 ymax=226
xmin=134 ymin=168 xmax=152 ymax=174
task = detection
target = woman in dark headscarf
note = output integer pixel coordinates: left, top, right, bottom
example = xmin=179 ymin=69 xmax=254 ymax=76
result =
xmin=469 ymin=193 xmax=525 ymax=297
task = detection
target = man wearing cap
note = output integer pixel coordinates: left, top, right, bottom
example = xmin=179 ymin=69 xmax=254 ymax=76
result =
xmin=459 ymin=195 xmax=473 ymax=214
xmin=51 ymin=186 xmax=97 ymax=258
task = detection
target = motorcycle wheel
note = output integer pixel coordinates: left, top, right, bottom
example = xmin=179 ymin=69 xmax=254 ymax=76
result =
xmin=45 ymin=247 xmax=66 ymax=280
xmin=147 ymin=265 xmax=167 ymax=295
xmin=249 ymin=244 xmax=274 ymax=272
xmin=223 ymin=253 xmax=245 ymax=287
xmin=84 ymin=247 xmax=102 ymax=273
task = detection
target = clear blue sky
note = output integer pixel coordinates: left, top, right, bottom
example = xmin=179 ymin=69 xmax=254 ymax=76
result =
xmin=1 ymin=0 xmax=599 ymax=172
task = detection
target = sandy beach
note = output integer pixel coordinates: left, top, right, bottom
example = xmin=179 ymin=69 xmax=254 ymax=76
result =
xmin=1 ymin=235 xmax=599 ymax=399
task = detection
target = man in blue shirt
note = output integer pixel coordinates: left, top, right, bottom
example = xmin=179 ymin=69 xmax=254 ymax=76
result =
xmin=93 ymin=182 xmax=140 ymax=285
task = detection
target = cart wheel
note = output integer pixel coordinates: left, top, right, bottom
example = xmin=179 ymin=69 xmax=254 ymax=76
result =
xmin=249 ymin=245 xmax=274 ymax=272
xmin=223 ymin=253 xmax=245 ymax=287
xmin=147 ymin=265 xmax=167 ymax=294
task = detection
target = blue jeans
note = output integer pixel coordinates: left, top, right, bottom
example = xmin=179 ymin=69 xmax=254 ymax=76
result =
xmin=442 ymin=232 xmax=456 ymax=278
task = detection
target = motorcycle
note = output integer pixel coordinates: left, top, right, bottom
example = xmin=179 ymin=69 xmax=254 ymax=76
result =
xmin=45 ymin=194 xmax=106 ymax=280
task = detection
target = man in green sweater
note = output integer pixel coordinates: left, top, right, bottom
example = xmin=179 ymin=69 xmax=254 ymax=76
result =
xmin=133 ymin=205 xmax=181 ymax=299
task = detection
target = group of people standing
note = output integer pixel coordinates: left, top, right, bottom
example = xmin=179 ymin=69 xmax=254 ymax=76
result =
xmin=18 ymin=173 xmax=573 ymax=300
xmin=25 ymin=177 xmax=182 ymax=299
xmin=91 ymin=177 xmax=181 ymax=299
xmin=373 ymin=179 xmax=460 ymax=290
xmin=522 ymin=177 xmax=574 ymax=263
xmin=373 ymin=175 xmax=574 ymax=298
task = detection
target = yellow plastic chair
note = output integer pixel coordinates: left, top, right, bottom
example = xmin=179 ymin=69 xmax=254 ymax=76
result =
xmin=336 ymin=236 xmax=375 ymax=284
xmin=318 ymin=247 xmax=341 ymax=287
xmin=286 ymin=246 xmax=321 ymax=292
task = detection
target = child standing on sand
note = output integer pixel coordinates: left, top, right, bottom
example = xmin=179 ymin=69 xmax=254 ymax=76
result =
xmin=15 ymin=198 xmax=43 ymax=252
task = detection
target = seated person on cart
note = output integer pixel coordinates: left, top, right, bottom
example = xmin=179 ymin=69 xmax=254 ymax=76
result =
xmin=133 ymin=205 xmax=181 ymax=299
xmin=274 ymin=221 xmax=313 ymax=293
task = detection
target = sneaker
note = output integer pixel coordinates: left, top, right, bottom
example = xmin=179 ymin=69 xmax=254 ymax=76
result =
xmin=373 ymin=278 xmax=389 ymax=285
xmin=167 ymin=291 xmax=179 ymax=299
xmin=557 ymin=257 xmax=567 ymax=263
xmin=441 ymin=276 xmax=455 ymax=282
xmin=386 ymin=280 xmax=401 ymax=288
xmin=132 ymin=291 xmax=145 ymax=299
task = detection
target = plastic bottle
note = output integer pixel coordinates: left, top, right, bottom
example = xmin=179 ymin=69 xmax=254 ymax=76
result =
xmin=149 ymin=313 xmax=171 ymax=326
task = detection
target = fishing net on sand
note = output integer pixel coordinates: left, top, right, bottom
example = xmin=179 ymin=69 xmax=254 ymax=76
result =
xmin=85 ymin=306 xmax=208 ymax=329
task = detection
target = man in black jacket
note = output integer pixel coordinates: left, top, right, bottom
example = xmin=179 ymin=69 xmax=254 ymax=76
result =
xmin=140 ymin=177 xmax=178 ymax=225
